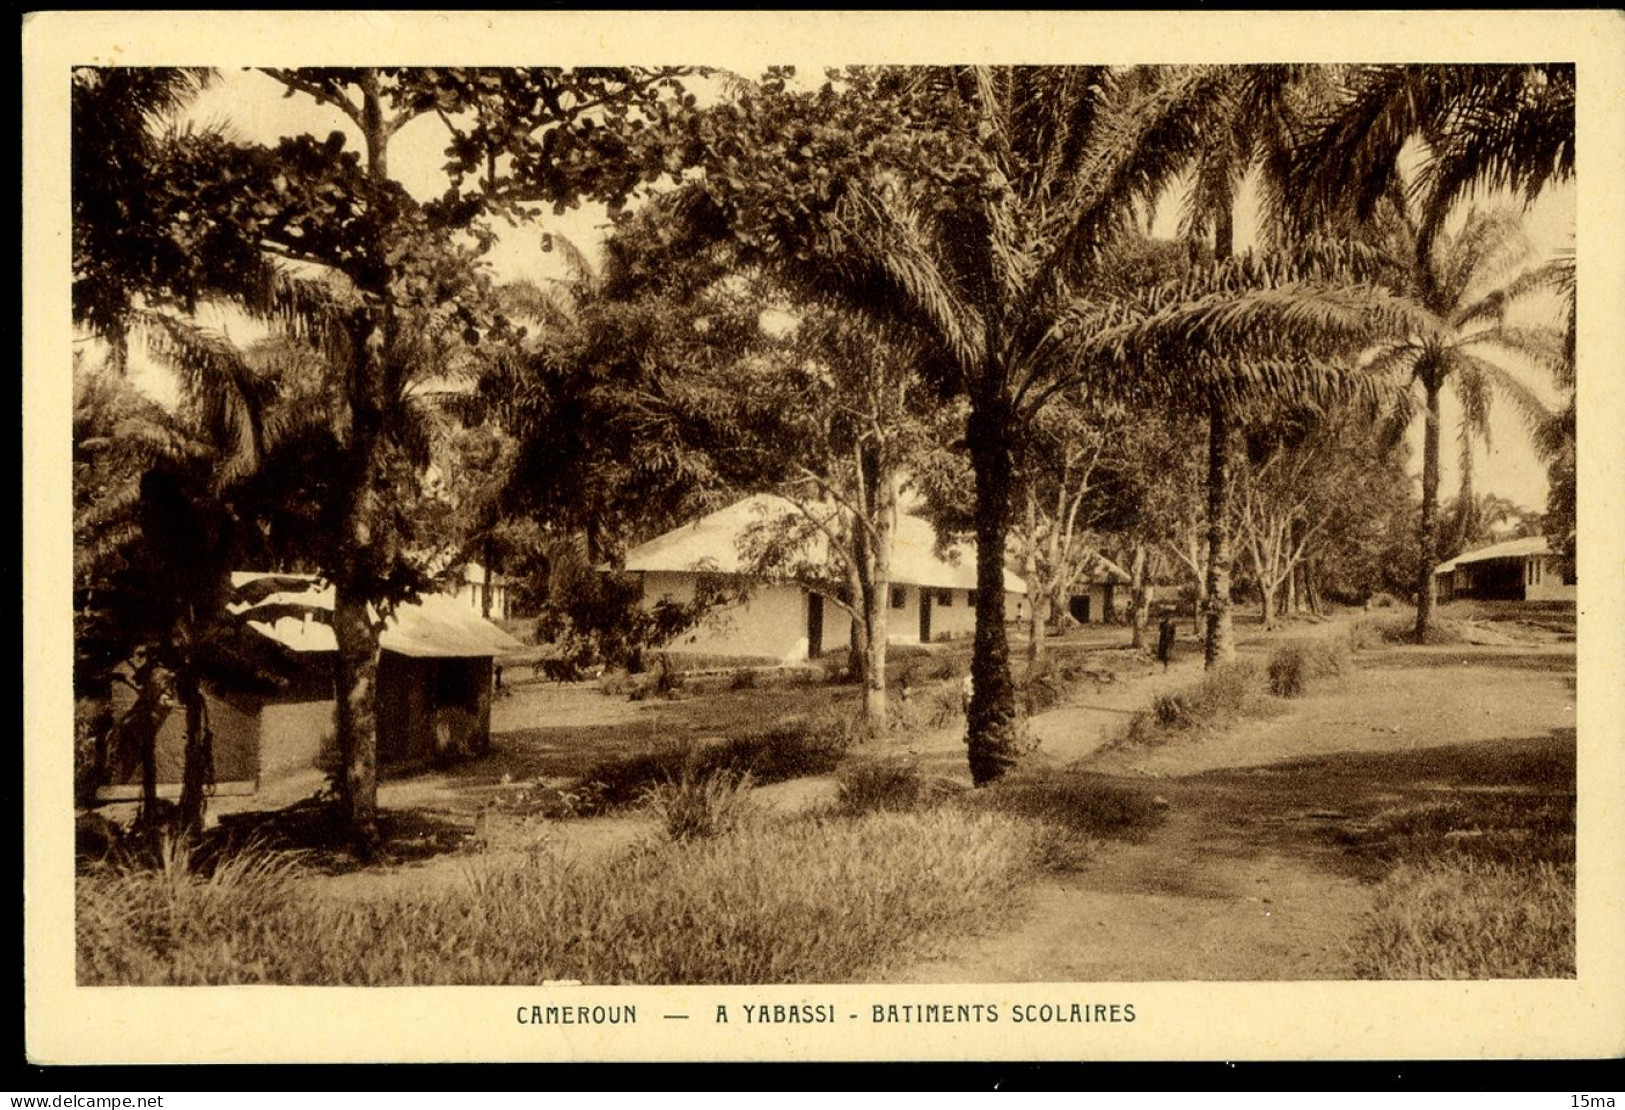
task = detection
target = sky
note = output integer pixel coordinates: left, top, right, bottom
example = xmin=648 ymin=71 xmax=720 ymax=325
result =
xmin=142 ymin=66 xmax=1578 ymax=516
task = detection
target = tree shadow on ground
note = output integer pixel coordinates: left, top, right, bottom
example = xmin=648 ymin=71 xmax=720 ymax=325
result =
xmin=206 ymin=800 xmax=476 ymax=874
xmin=1358 ymin=648 xmax=1578 ymax=674
xmin=1074 ymin=729 xmax=1576 ymax=883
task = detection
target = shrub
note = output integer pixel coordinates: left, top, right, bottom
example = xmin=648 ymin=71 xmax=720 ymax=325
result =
xmin=1350 ymin=614 xmax=1467 ymax=649
xmin=728 ymin=667 xmax=758 ymax=691
xmin=1105 ymin=660 xmax=1265 ymax=750
xmin=964 ymin=771 xmax=1164 ymax=871
xmin=575 ymin=716 xmax=852 ymax=814
xmin=642 ymin=768 xmax=756 ymax=841
xmin=835 ymin=758 xmax=954 ymax=815
xmin=1267 ymin=639 xmax=1350 ymax=698
xmin=78 ymin=809 xmax=1039 ymax=985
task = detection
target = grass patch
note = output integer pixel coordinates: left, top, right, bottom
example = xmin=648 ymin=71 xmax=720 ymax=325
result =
xmin=78 ymin=808 xmax=1039 ymax=985
xmin=835 ymin=757 xmax=964 ymax=816
xmin=1351 ymin=856 xmax=1574 ymax=978
xmin=1110 ymin=659 xmax=1268 ymax=749
xmin=641 ymin=768 xmax=757 ymax=841
xmin=1267 ymin=638 xmax=1350 ymax=698
xmin=963 ymin=770 xmax=1166 ymax=871
xmin=1332 ymin=757 xmax=1575 ymax=979
xmin=1349 ymin=614 xmax=1467 ymax=649
xmin=568 ymin=714 xmax=854 ymax=815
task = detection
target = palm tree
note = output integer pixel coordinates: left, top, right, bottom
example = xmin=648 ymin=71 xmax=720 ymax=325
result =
xmin=1359 ymin=206 xmax=1562 ymax=636
xmin=73 ymin=336 xmax=285 ymax=833
xmin=1175 ymin=65 xmax=1342 ymax=664
xmin=1290 ymin=64 xmax=1575 ymax=636
xmin=665 ymin=66 xmax=1431 ymax=782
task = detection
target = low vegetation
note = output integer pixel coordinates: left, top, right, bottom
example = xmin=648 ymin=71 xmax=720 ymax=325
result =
xmin=1267 ymin=639 xmax=1350 ymax=698
xmin=78 ymin=808 xmax=1040 ymax=985
xmin=1341 ymin=771 xmax=1575 ymax=979
xmin=1352 ymin=857 xmax=1574 ymax=979
xmin=641 ymin=768 xmax=757 ymax=842
xmin=1110 ymin=659 xmax=1271 ymax=749
xmin=567 ymin=714 xmax=853 ymax=815
xmin=1349 ymin=613 xmax=1468 ymax=649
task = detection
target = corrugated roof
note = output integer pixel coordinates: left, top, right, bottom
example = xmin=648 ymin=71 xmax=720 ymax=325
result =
xmin=227 ymin=573 xmax=525 ymax=659
xmin=1433 ymin=535 xmax=1553 ymax=575
xmin=624 ymin=494 xmax=1027 ymax=595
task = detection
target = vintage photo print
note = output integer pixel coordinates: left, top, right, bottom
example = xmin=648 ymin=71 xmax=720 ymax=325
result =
xmin=23 ymin=10 xmax=1625 ymax=1064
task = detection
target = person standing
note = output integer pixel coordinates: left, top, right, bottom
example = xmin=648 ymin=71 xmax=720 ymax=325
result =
xmin=1157 ymin=611 xmax=1178 ymax=672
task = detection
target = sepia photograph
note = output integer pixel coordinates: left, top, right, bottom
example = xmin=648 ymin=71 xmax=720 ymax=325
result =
xmin=22 ymin=10 xmax=1625 ymax=1065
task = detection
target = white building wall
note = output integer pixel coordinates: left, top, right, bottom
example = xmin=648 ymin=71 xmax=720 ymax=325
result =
xmin=642 ymin=572 xmax=811 ymax=662
xmin=1526 ymin=555 xmax=1577 ymax=601
xmin=639 ymin=572 xmax=1029 ymax=659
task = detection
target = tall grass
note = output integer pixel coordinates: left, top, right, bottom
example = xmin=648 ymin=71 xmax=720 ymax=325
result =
xmin=573 ymin=715 xmax=851 ymax=814
xmin=1267 ymin=639 xmax=1349 ymax=698
xmin=78 ymin=809 xmax=1039 ymax=985
xmin=1110 ymin=660 xmax=1268 ymax=748
xmin=1351 ymin=856 xmax=1575 ymax=978
xmin=642 ymin=768 xmax=756 ymax=841
xmin=1342 ymin=786 xmax=1575 ymax=979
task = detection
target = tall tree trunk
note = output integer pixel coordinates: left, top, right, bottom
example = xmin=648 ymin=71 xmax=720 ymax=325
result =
xmin=332 ymin=583 xmax=381 ymax=854
xmin=862 ymin=480 xmax=894 ymax=727
xmin=1260 ymin=581 xmax=1277 ymax=630
xmin=1204 ymin=401 xmax=1236 ymax=666
xmin=1129 ymin=545 xmax=1149 ymax=649
xmin=1023 ymin=486 xmax=1045 ymax=668
xmin=1286 ymin=559 xmax=1299 ymax=614
xmin=966 ymin=392 xmax=1020 ymax=786
xmin=176 ymin=664 xmax=211 ymax=835
xmin=1415 ymin=371 xmax=1442 ymax=641
xmin=481 ymin=536 xmax=495 ymax=620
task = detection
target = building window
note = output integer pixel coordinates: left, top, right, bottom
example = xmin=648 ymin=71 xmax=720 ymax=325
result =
xmin=937 ymin=590 xmax=952 ymax=607
xmin=966 ymin=590 xmax=978 ymax=608
xmin=890 ymin=585 xmax=907 ymax=610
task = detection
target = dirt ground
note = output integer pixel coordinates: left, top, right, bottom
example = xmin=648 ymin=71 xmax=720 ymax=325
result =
xmin=894 ymin=618 xmax=1576 ymax=982
xmin=183 ymin=604 xmax=1576 ymax=979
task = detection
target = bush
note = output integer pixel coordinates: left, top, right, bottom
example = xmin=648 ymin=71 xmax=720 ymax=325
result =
xmin=834 ymin=758 xmax=959 ymax=815
xmin=78 ymin=809 xmax=1039 ymax=985
xmin=1350 ymin=614 xmax=1467 ymax=649
xmin=575 ymin=716 xmax=852 ymax=814
xmin=1267 ymin=639 xmax=1350 ymax=698
xmin=728 ymin=667 xmax=758 ymax=691
xmin=964 ymin=771 xmax=1165 ymax=871
xmin=1107 ymin=660 xmax=1265 ymax=750
xmin=642 ymin=768 xmax=756 ymax=841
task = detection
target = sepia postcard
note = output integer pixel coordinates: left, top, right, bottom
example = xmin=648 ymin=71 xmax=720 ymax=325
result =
xmin=23 ymin=9 xmax=1625 ymax=1065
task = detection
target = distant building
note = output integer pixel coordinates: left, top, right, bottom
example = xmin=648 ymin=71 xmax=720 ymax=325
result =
xmin=448 ymin=561 xmax=512 ymax=622
xmin=1433 ymin=536 xmax=1576 ymax=603
xmin=99 ymin=573 xmax=524 ymax=801
xmin=622 ymin=494 xmax=1028 ymax=663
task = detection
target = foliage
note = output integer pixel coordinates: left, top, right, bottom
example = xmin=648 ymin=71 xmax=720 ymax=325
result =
xmin=1351 ymin=857 xmax=1573 ymax=979
xmin=835 ymin=758 xmax=942 ymax=816
xmin=1266 ymin=639 xmax=1349 ymax=698
xmin=1112 ymin=660 xmax=1267 ymax=748
xmin=77 ymin=809 xmax=1038 ymax=985
xmin=571 ymin=717 xmax=852 ymax=814
xmin=641 ymin=768 xmax=757 ymax=842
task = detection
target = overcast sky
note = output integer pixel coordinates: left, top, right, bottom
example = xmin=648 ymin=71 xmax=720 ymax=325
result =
xmin=153 ymin=66 xmax=1576 ymax=516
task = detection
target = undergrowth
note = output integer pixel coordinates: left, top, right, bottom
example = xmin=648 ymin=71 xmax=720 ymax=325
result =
xmin=77 ymin=809 xmax=1039 ymax=985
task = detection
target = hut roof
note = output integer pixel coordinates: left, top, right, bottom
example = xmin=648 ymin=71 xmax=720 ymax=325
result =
xmin=227 ymin=573 xmax=525 ymax=659
xmin=623 ymin=494 xmax=1027 ymax=595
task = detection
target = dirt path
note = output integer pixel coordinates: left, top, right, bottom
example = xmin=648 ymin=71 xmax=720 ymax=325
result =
xmin=895 ymin=630 xmax=1576 ymax=982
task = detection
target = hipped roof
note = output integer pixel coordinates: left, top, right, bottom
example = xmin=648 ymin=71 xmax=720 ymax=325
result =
xmin=227 ymin=572 xmax=526 ymax=659
xmin=624 ymin=494 xmax=1027 ymax=595
xmin=1434 ymin=535 xmax=1554 ymax=575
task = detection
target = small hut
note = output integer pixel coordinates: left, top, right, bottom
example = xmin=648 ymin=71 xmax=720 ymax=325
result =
xmin=99 ymin=573 xmax=524 ymax=801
